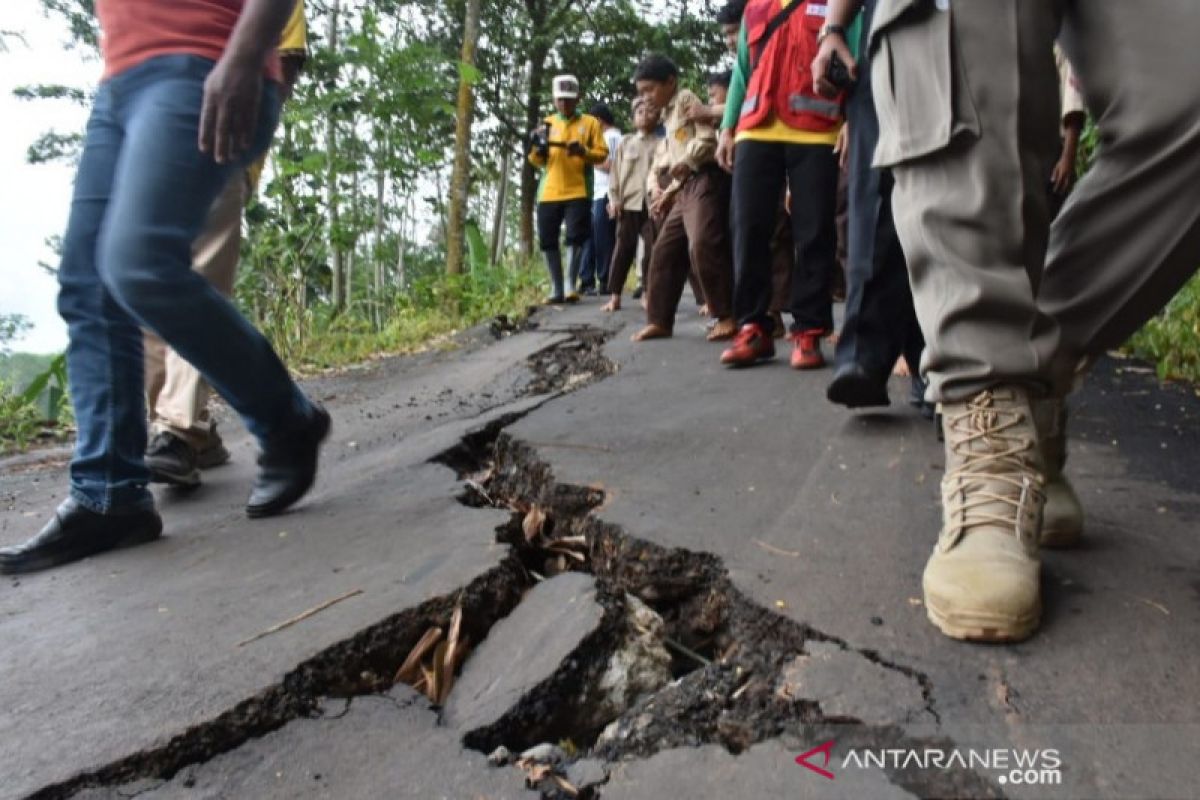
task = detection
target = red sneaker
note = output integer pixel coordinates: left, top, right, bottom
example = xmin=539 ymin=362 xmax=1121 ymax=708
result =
xmin=720 ymin=323 xmax=776 ymax=366
xmin=790 ymin=329 xmax=826 ymax=370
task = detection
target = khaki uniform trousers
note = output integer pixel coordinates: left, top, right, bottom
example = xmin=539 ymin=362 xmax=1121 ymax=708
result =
xmin=143 ymin=174 xmax=246 ymax=449
xmin=871 ymin=0 xmax=1200 ymax=401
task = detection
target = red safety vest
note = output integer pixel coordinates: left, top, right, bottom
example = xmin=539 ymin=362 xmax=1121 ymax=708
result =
xmin=737 ymin=0 xmax=846 ymax=135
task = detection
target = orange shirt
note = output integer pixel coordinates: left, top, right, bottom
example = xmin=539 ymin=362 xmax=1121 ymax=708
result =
xmin=96 ymin=0 xmax=282 ymax=82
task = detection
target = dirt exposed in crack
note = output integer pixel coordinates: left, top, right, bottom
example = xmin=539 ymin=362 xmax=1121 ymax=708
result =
xmin=439 ymin=431 xmax=1004 ymax=800
xmin=523 ymin=327 xmax=618 ymax=396
xmin=30 ymin=560 xmax=531 ymax=800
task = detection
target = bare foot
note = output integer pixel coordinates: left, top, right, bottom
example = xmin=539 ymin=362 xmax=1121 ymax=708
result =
xmin=707 ymin=317 xmax=737 ymax=341
xmin=698 ymin=304 xmax=709 ymax=317
xmin=826 ymin=331 xmax=841 ymax=347
xmin=893 ymin=357 xmax=911 ymax=377
xmin=601 ymin=297 xmax=621 ymax=313
xmin=632 ymin=323 xmax=671 ymax=342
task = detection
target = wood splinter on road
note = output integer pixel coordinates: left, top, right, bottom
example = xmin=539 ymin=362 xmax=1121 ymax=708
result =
xmin=236 ymin=588 xmax=365 ymax=647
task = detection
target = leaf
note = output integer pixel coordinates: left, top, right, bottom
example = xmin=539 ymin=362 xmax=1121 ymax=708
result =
xmin=394 ymin=626 xmax=443 ymax=686
xmin=522 ymin=506 xmax=548 ymax=543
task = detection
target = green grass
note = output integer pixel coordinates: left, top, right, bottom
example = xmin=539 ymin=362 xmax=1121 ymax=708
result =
xmin=273 ymin=263 xmax=546 ymax=372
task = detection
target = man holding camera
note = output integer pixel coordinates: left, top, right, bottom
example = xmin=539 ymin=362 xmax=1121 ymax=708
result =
xmin=528 ymin=74 xmax=610 ymax=304
xmin=716 ymin=0 xmax=851 ymax=371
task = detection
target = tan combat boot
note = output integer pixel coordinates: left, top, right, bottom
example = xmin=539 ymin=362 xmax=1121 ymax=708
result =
xmin=924 ymin=387 xmax=1046 ymax=642
xmin=1032 ymin=398 xmax=1083 ymax=548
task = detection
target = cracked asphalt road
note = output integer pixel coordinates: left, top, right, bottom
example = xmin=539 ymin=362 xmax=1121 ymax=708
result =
xmin=2 ymin=301 xmax=1199 ymax=799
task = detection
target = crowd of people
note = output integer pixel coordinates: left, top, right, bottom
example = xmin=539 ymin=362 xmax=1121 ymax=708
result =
xmin=3 ymin=0 xmax=1197 ymax=649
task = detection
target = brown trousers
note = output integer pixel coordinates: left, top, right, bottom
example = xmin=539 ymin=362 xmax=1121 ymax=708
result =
xmin=877 ymin=0 xmax=1200 ymax=401
xmin=646 ymin=169 xmax=734 ymax=328
xmin=144 ymin=174 xmax=245 ymax=448
xmin=607 ymin=208 xmax=656 ymax=296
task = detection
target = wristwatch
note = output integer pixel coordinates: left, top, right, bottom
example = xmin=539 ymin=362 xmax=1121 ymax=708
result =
xmin=818 ymin=23 xmax=848 ymax=44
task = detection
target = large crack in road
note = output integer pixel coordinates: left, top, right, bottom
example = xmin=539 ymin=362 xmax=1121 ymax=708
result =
xmin=29 ymin=325 xmax=1002 ymax=800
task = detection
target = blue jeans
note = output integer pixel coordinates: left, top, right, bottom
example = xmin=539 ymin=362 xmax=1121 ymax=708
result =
xmin=579 ymin=198 xmax=614 ymax=291
xmin=57 ymin=55 xmax=311 ymax=514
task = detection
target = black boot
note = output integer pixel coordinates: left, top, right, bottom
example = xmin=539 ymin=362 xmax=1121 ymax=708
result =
xmin=0 ymin=499 xmax=162 ymax=575
xmin=543 ymin=249 xmax=565 ymax=302
xmin=246 ymin=404 xmax=331 ymax=518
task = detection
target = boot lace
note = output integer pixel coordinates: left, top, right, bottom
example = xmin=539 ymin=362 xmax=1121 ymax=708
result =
xmin=940 ymin=391 xmax=1043 ymax=551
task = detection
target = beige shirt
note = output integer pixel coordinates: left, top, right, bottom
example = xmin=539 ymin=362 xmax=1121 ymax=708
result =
xmin=655 ymin=88 xmax=719 ymax=194
xmin=610 ymin=131 xmax=660 ymax=212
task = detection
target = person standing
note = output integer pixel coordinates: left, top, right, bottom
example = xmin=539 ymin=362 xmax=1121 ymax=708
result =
xmin=1 ymin=0 xmax=331 ymax=576
xmin=716 ymin=0 xmax=848 ymax=370
xmin=528 ymin=75 xmax=609 ymax=304
xmin=142 ymin=0 xmax=309 ymax=488
xmin=578 ymin=103 xmax=623 ymax=296
xmin=845 ymin=0 xmax=1200 ymax=642
xmin=631 ymin=55 xmax=736 ymax=343
xmin=603 ymin=99 xmax=661 ymax=312
xmin=814 ymin=0 xmax=927 ymax=414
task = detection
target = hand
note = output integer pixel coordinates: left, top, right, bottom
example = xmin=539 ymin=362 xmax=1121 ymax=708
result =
xmin=567 ymin=140 xmax=587 ymax=157
xmin=784 ymin=189 xmax=792 ymax=215
xmin=813 ymin=31 xmax=857 ymax=99
xmin=199 ymin=52 xmax=265 ymax=165
xmin=1050 ymin=155 xmax=1074 ymax=196
xmin=683 ymin=104 xmax=713 ymax=125
xmin=834 ymin=123 xmax=850 ymax=172
xmin=608 ymin=201 xmax=621 ymax=219
xmin=669 ymin=162 xmax=693 ymax=182
xmin=650 ymin=190 xmax=675 ymax=221
xmin=716 ymin=128 xmax=736 ymax=173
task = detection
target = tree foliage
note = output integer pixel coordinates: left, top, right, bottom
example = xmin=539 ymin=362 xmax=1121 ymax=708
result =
xmin=22 ymin=0 xmax=730 ymax=363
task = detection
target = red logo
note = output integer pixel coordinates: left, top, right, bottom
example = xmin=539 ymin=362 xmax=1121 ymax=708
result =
xmin=795 ymin=740 xmax=837 ymax=780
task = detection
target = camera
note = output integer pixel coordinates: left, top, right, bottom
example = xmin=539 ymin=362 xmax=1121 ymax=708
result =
xmin=827 ymin=52 xmax=856 ymax=91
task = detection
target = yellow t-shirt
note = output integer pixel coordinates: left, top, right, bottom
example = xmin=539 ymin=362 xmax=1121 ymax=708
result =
xmin=247 ymin=0 xmax=308 ymax=191
xmin=529 ymin=113 xmax=610 ymax=203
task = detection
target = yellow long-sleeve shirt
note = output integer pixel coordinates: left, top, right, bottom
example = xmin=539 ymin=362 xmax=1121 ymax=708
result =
xmin=529 ymin=112 xmax=609 ymax=203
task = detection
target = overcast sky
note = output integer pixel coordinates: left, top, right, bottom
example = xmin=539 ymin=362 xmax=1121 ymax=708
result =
xmin=1 ymin=0 xmax=93 ymax=353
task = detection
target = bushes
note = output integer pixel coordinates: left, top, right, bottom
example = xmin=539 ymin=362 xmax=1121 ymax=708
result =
xmin=1126 ymin=273 xmax=1200 ymax=384
xmin=266 ymin=260 xmax=545 ymax=371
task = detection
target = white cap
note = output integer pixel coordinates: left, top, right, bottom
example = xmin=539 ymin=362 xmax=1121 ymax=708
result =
xmin=552 ymin=74 xmax=580 ymax=100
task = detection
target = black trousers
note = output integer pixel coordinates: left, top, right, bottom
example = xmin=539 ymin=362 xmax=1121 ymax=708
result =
xmin=834 ymin=170 xmax=924 ymax=375
xmin=536 ymin=198 xmax=592 ymax=251
xmin=732 ymin=140 xmax=838 ymax=333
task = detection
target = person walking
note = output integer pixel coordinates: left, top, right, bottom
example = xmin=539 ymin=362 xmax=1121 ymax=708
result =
xmin=1 ymin=0 xmax=331 ymax=576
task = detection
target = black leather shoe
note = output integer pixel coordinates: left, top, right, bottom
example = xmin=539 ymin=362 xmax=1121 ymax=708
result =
xmin=246 ymin=404 xmax=331 ymax=519
xmin=0 ymin=499 xmax=162 ymax=575
xmin=826 ymin=362 xmax=890 ymax=408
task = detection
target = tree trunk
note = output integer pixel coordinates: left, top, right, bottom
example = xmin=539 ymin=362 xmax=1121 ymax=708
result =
xmin=490 ymin=143 xmax=511 ymax=266
xmin=325 ymin=0 xmax=345 ymax=311
xmin=518 ymin=46 xmax=547 ymax=259
xmin=374 ymin=162 xmax=386 ymax=329
xmin=445 ymin=0 xmax=483 ymax=275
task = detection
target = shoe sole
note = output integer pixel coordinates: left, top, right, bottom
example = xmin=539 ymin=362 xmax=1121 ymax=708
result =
xmin=720 ymin=352 xmax=775 ymax=367
xmin=245 ymin=411 xmax=332 ymax=519
xmin=1040 ymin=524 xmax=1082 ymax=549
xmin=925 ymin=598 xmax=1040 ymax=643
xmin=147 ymin=465 xmax=201 ymax=488
xmin=792 ymin=360 xmax=827 ymax=371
